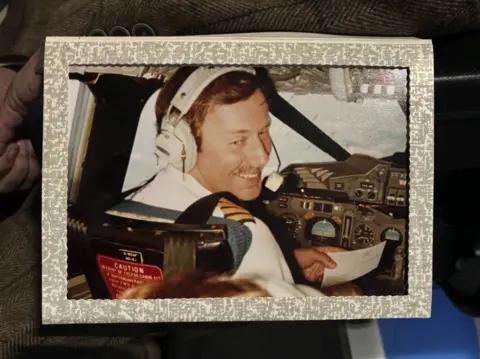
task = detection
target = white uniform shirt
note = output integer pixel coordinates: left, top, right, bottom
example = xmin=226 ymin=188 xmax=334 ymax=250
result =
xmin=130 ymin=165 xmax=325 ymax=297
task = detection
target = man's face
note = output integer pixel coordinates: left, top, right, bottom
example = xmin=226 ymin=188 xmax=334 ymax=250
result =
xmin=189 ymin=89 xmax=272 ymax=201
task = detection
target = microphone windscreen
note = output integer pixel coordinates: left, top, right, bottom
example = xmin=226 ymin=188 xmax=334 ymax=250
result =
xmin=265 ymin=172 xmax=284 ymax=193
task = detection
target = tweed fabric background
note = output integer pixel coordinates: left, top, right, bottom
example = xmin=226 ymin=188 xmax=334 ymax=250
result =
xmin=0 ymin=0 xmax=480 ymax=57
xmin=0 ymin=0 xmax=467 ymax=357
xmin=0 ymin=185 xmax=133 ymax=358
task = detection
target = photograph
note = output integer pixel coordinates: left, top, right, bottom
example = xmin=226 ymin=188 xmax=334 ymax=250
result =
xmin=41 ymin=36 xmax=433 ymax=323
xmin=66 ymin=64 xmax=409 ymax=301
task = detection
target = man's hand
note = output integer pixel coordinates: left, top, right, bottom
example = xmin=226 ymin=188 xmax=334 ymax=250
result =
xmin=294 ymin=246 xmax=346 ymax=283
xmin=0 ymin=140 xmax=40 ymax=193
xmin=0 ymin=51 xmax=42 ymax=194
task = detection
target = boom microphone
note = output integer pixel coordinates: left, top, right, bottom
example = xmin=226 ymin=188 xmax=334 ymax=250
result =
xmin=263 ymin=141 xmax=284 ymax=193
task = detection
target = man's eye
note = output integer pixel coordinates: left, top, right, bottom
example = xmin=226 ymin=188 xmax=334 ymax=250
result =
xmin=231 ymin=139 xmax=246 ymax=146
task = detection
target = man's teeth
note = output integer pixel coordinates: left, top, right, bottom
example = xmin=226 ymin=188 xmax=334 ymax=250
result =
xmin=238 ymin=173 xmax=259 ymax=179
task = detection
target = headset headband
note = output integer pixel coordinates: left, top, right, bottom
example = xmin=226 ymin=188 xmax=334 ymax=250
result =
xmin=165 ymin=66 xmax=257 ymax=126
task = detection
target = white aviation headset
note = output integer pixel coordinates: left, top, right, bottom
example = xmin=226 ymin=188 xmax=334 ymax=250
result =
xmin=154 ymin=66 xmax=284 ymax=192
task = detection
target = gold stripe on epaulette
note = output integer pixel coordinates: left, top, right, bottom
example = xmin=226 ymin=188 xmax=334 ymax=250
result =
xmin=218 ymin=198 xmax=236 ymax=207
xmin=218 ymin=199 xmax=248 ymax=212
xmin=218 ymin=198 xmax=255 ymax=224
xmin=226 ymin=213 xmax=256 ymax=224
xmin=219 ymin=206 xmax=250 ymax=216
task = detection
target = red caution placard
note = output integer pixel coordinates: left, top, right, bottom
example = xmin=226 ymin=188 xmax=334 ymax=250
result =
xmin=97 ymin=254 xmax=164 ymax=299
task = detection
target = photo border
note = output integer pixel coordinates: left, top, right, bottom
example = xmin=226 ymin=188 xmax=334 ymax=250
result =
xmin=42 ymin=35 xmax=434 ymax=324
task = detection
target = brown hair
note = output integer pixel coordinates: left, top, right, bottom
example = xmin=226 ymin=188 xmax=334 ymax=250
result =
xmin=118 ymin=271 xmax=270 ymax=299
xmin=155 ymin=66 xmax=263 ymax=149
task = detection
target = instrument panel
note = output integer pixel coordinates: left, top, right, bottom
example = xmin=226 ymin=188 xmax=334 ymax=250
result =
xmin=268 ymin=194 xmax=405 ymax=251
xmin=281 ymin=153 xmax=407 ymax=208
xmin=266 ymin=154 xmax=408 ymax=295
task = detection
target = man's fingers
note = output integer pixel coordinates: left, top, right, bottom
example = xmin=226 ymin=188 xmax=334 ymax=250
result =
xmin=303 ymin=263 xmax=326 ymax=282
xmin=0 ymin=143 xmax=19 ymax=177
xmin=20 ymin=140 xmax=40 ymax=190
xmin=0 ymin=49 xmax=43 ymax=153
xmin=303 ymin=264 xmax=315 ymax=281
xmin=313 ymin=262 xmax=325 ymax=280
xmin=0 ymin=141 xmax=29 ymax=193
xmin=313 ymin=246 xmax=346 ymax=254
xmin=0 ymin=68 xmax=16 ymax=105
xmin=0 ymin=123 xmax=16 ymax=155
xmin=309 ymin=249 xmax=337 ymax=269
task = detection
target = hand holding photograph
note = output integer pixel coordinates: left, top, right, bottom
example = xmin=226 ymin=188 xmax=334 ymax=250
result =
xmin=42 ymin=34 xmax=434 ymax=324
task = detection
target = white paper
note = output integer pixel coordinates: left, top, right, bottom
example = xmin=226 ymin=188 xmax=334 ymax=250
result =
xmin=321 ymin=241 xmax=386 ymax=288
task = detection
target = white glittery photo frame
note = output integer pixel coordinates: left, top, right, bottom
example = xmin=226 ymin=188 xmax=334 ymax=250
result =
xmin=42 ymin=35 xmax=434 ymax=324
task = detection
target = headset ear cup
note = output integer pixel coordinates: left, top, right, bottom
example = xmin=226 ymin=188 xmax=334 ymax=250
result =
xmin=174 ymin=119 xmax=198 ymax=173
xmin=155 ymin=131 xmax=170 ymax=164
xmin=157 ymin=119 xmax=197 ymax=172
xmin=155 ymin=119 xmax=181 ymax=168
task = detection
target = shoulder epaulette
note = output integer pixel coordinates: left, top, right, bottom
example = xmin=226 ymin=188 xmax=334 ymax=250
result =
xmin=218 ymin=198 xmax=256 ymax=225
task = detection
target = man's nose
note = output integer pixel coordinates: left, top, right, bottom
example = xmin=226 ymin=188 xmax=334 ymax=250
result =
xmin=247 ymin=137 xmax=270 ymax=167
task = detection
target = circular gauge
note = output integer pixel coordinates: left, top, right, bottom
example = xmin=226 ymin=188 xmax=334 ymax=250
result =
xmin=353 ymin=224 xmax=375 ymax=246
xmin=381 ymin=228 xmax=403 ymax=242
xmin=279 ymin=213 xmax=302 ymax=238
xmin=309 ymin=218 xmax=339 ymax=246
xmin=311 ymin=219 xmax=336 ymax=238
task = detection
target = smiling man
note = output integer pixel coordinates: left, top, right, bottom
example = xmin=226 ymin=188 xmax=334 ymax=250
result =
xmin=130 ymin=66 xmax=359 ymax=297
xmin=188 ymin=82 xmax=271 ymax=201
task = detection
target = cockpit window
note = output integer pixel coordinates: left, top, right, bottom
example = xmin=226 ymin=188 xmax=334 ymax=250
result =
xmin=266 ymin=91 xmax=407 ymax=175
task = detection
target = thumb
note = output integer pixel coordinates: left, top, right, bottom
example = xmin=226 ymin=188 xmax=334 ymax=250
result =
xmin=0 ymin=49 xmax=43 ymax=153
xmin=0 ymin=143 xmax=20 ymax=177
xmin=0 ymin=68 xmax=16 ymax=105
